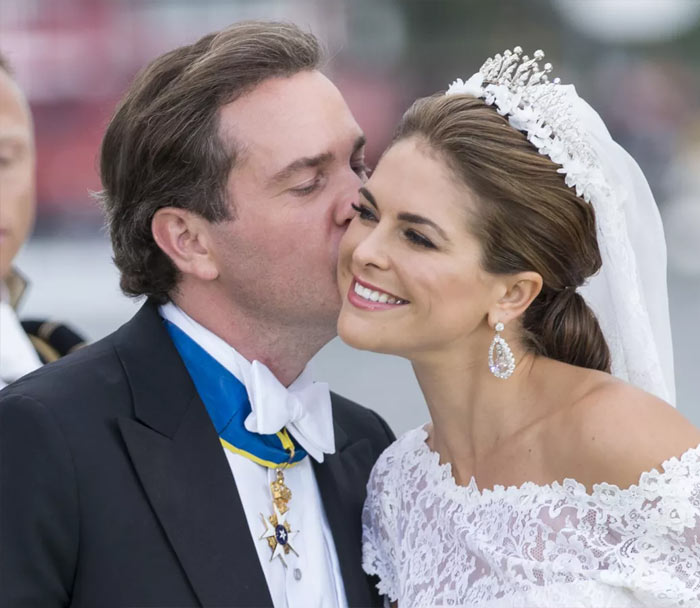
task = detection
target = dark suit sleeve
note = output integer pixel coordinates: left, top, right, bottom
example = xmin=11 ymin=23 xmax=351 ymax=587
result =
xmin=0 ymin=394 xmax=78 ymax=607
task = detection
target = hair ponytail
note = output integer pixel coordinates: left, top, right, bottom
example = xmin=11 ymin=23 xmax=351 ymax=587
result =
xmin=523 ymin=288 xmax=611 ymax=372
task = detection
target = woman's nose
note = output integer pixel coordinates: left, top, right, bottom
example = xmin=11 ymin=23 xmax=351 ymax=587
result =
xmin=351 ymin=225 xmax=390 ymax=271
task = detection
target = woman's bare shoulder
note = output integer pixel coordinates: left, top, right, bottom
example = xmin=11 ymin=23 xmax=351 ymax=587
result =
xmin=556 ymin=375 xmax=700 ymax=491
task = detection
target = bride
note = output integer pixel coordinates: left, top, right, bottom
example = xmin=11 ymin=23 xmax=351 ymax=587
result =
xmin=337 ymin=48 xmax=700 ymax=607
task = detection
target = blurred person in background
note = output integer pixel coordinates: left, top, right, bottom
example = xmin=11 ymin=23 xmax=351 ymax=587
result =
xmin=0 ymin=22 xmax=393 ymax=607
xmin=338 ymin=49 xmax=700 ymax=606
xmin=0 ymin=53 xmax=84 ymax=389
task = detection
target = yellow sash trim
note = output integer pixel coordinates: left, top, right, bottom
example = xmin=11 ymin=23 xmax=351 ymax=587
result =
xmin=219 ymin=428 xmax=298 ymax=469
xmin=277 ymin=428 xmax=296 ymax=459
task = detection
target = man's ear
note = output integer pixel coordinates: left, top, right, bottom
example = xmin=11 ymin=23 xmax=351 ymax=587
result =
xmin=151 ymin=207 xmax=219 ymax=281
xmin=487 ymin=271 xmax=543 ymax=328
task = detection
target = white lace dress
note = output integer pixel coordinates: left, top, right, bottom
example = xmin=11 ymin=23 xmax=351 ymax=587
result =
xmin=362 ymin=426 xmax=700 ymax=607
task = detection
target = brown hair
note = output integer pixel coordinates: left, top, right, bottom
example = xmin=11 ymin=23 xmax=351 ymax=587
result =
xmin=98 ymin=21 xmax=321 ymax=303
xmin=394 ymin=94 xmax=611 ymax=372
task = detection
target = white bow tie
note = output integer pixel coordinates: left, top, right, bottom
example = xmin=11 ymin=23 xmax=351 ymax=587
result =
xmin=243 ymin=360 xmax=335 ymax=463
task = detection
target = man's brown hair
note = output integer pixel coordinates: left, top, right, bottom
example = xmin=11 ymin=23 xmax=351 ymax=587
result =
xmin=99 ymin=21 xmax=321 ymax=303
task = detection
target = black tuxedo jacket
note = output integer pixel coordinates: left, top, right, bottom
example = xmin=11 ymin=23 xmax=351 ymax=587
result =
xmin=0 ymin=301 xmax=395 ymax=607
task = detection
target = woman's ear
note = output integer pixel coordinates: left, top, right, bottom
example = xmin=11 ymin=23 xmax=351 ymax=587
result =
xmin=151 ymin=207 xmax=219 ymax=281
xmin=487 ymin=271 xmax=542 ymax=328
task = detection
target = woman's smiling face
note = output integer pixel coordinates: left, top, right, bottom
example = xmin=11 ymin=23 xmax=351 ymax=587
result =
xmin=337 ymin=137 xmax=503 ymax=359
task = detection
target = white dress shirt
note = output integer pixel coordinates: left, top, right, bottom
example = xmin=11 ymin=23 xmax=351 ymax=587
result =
xmin=0 ymin=283 xmax=42 ymax=389
xmin=160 ymin=303 xmax=348 ymax=608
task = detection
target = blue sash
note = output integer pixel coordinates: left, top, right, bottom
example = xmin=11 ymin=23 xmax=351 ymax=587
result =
xmin=165 ymin=320 xmax=306 ymax=467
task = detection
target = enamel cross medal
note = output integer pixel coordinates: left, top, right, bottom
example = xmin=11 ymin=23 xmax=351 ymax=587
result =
xmin=259 ymin=467 xmax=299 ymax=567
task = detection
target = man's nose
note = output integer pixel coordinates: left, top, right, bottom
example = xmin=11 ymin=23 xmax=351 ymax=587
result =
xmin=333 ymin=170 xmax=363 ymax=227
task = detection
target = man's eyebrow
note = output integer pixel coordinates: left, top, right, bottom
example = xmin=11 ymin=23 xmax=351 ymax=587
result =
xmin=359 ymin=187 xmax=449 ymax=241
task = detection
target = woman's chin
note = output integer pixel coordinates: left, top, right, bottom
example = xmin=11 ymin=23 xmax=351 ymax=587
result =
xmin=337 ymin=313 xmax=395 ymax=354
xmin=337 ymin=321 xmax=373 ymax=351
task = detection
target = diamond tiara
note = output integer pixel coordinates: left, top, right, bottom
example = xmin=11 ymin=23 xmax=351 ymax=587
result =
xmin=480 ymin=47 xmax=557 ymax=87
xmin=446 ymin=48 xmax=609 ymax=205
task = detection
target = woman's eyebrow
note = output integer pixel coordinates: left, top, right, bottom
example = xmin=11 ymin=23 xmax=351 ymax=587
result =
xmin=360 ymin=187 xmax=448 ymax=241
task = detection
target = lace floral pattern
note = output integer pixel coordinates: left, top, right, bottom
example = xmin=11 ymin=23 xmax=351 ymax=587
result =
xmin=362 ymin=427 xmax=700 ymax=607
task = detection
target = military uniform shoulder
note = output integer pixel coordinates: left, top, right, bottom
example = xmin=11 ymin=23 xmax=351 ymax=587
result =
xmin=21 ymin=318 xmax=87 ymax=363
xmin=0 ymin=329 xmax=120 ymax=407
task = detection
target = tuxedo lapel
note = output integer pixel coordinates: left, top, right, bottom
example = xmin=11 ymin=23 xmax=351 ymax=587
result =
xmin=314 ymin=417 xmax=380 ymax=607
xmin=114 ymin=302 xmax=272 ymax=607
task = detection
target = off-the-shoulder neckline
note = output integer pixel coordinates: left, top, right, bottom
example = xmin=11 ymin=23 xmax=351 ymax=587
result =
xmin=403 ymin=425 xmax=700 ymax=503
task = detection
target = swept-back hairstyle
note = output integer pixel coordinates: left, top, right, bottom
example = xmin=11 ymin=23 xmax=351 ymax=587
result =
xmin=394 ymin=94 xmax=611 ymax=372
xmin=99 ymin=21 xmax=321 ymax=303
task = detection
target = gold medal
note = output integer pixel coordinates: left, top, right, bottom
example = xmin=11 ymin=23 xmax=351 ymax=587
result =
xmin=259 ymin=468 xmax=299 ymax=567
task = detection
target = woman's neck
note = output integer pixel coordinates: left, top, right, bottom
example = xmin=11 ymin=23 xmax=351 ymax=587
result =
xmin=412 ymin=347 xmax=547 ymax=483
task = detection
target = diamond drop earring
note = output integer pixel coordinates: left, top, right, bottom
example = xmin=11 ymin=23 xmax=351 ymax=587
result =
xmin=488 ymin=322 xmax=515 ymax=379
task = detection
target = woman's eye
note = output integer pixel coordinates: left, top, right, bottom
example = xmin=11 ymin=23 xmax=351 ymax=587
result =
xmin=405 ymin=229 xmax=436 ymax=249
xmin=351 ymin=203 xmax=377 ymax=222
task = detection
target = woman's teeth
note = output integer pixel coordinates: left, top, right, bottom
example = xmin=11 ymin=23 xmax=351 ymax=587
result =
xmin=353 ymin=281 xmax=406 ymax=305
